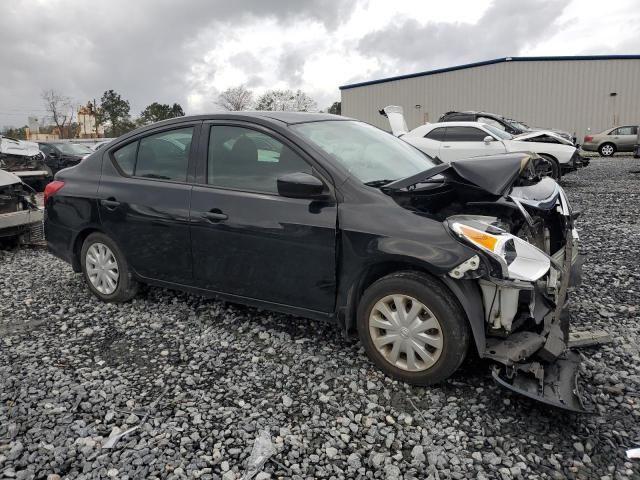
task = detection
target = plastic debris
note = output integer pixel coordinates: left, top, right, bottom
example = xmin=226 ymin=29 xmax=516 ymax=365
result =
xmin=242 ymin=430 xmax=276 ymax=480
xmin=103 ymin=426 xmax=140 ymax=449
xmin=626 ymin=448 xmax=640 ymax=459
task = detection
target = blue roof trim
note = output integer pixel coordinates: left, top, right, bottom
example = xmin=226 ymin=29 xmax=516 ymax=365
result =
xmin=339 ymin=55 xmax=640 ymax=90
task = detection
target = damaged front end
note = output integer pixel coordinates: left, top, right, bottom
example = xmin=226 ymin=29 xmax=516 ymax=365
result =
xmin=0 ymin=135 xmax=52 ymax=190
xmin=384 ymin=153 xmax=590 ymax=412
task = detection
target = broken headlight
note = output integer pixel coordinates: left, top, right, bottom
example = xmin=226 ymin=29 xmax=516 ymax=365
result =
xmin=448 ymin=215 xmax=550 ymax=282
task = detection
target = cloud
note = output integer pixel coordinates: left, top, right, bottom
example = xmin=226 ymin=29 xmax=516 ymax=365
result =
xmin=357 ymin=0 xmax=572 ymax=72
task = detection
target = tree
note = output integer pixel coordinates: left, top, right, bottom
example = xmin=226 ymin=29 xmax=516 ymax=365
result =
xmin=1 ymin=126 xmax=28 ymax=140
xmin=139 ymin=102 xmax=185 ymax=125
xmin=99 ymin=90 xmax=132 ymax=137
xmin=42 ymin=89 xmax=74 ymax=139
xmin=327 ymin=101 xmax=341 ymax=115
xmin=255 ymin=89 xmax=317 ymax=112
xmin=216 ymin=85 xmax=254 ymax=111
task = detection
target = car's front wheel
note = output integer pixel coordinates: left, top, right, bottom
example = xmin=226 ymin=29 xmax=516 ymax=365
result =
xmin=80 ymin=232 xmax=138 ymax=302
xmin=533 ymin=154 xmax=560 ymax=180
xmin=357 ymin=271 xmax=469 ymax=385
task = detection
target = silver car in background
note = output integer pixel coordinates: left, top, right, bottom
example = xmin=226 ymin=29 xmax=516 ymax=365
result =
xmin=582 ymin=125 xmax=639 ymax=156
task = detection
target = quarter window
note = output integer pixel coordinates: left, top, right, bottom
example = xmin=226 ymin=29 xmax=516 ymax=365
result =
xmin=445 ymin=126 xmax=489 ymax=142
xmin=112 ymin=141 xmax=137 ymax=176
xmin=207 ymin=125 xmax=312 ymax=194
xmin=425 ymin=127 xmax=447 ymax=141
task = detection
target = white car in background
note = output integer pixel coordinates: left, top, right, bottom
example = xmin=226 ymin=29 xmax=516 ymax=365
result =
xmin=383 ymin=106 xmax=585 ymax=179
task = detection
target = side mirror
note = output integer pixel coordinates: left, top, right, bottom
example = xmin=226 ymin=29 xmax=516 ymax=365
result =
xmin=277 ymin=172 xmax=326 ymax=199
xmin=483 ymin=135 xmax=495 ymax=144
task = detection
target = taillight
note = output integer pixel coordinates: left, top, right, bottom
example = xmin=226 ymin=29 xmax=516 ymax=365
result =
xmin=583 ymin=135 xmax=593 ymax=142
xmin=44 ymin=181 xmax=65 ymax=205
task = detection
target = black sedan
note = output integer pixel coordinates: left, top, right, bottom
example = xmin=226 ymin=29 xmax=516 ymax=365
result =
xmin=38 ymin=141 xmax=93 ymax=175
xmin=44 ymin=112 xmax=587 ymax=411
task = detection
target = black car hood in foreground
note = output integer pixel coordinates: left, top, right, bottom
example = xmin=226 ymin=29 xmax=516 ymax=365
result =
xmin=384 ymin=153 xmax=534 ymax=196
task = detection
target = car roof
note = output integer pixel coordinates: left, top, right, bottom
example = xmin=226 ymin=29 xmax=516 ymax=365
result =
xmin=427 ymin=121 xmax=489 ymax=128
xmin=150 ymin=111 xmax=348 ymax=127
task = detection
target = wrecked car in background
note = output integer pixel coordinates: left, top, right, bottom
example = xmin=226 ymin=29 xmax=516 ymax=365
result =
xmin=44 ymin=112 xmax=590 ymax=411
xmin=382 ymin=106 xmax=588 ymax=179
xmin=0 ymin=135 xmax=52 ymax=190
xmin=38 ymin=141 xmax=93 ymax=174
xmin=438 ymin=110 xmax=576 ymax=145
xmin=0 ymin=169 xmax=43 ymax=244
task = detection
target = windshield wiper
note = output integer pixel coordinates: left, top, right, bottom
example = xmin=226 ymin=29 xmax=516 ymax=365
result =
xmin=364 ymin=179 xmax=395 ymax=187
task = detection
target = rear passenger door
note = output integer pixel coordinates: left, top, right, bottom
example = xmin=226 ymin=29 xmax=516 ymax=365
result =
xmin=189 ymin=122 xmax=337 ymax=313
xmin=98 ymin=124 xmax=200 ymax=284
xmin=439 ymin=126 xmax=506 ymax=162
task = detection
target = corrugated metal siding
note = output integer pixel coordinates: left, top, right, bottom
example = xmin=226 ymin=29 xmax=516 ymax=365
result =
xmin=341 ymin=59 xmax=640 ymax=139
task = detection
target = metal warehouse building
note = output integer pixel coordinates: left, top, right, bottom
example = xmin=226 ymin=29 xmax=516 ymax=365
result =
xmin=340 ymin=55 xmax=640 ymax=140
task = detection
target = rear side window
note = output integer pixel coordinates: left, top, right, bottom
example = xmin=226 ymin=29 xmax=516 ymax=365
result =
xmin=478 ymin=117 xmax=505 ymax=130
xmin=207 ymin=125 xmax=312 ymax=194
xmin=445 ymin=126 xmax=488 ymax=142
xmin=112 ymin=141 xmax=137 ymax=176
xmin=425 ymin=127 xmax=447 ymax=141
xmin=111 ymin=127 xmax=193 ymax=181
xmin=612 ymin=126 xmax=636 ymax=135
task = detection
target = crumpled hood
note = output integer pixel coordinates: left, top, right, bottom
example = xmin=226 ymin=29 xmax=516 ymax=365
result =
xmin=384 ymin=152 xmax=536 ymax=196
xmin=0 ymin=136 xmax=41 ymax=157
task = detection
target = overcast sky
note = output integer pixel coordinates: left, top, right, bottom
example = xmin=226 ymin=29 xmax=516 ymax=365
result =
xmin=1 ymin=0 xmax=639 ymax=128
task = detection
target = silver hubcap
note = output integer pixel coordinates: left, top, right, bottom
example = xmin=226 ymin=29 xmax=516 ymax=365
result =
xmin=86 ymin=243 xmax=119 ymax=295
xmin=369 ymin=294 xmax=443 ymax=372
xmin=601 ymin=145 xmax=613 ymax=156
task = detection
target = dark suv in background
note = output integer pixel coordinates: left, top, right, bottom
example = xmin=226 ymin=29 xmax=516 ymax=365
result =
xmin=439 ymin=111 xmax=576 ymax=144
xmin=38 ymin=142 xmax=93 ymax=175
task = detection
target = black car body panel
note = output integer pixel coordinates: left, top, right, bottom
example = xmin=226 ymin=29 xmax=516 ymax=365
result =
xmin=45 ymin=112 xmax=589 ymax=411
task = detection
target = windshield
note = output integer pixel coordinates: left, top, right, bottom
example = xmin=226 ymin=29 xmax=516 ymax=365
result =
xmin=291 ymin=120 xmax=437 ymax=184
xmin=484 ymin=124 xmax=513 ymax=140
xmin=56 ymin=143 xmax=93 ymax=155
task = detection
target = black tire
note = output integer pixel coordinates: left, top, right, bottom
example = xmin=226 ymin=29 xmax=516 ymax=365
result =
xmin=598 ymin=143 xmax=616 ymax=157
xmin=357 ymin=271 xmax=470 ymax=386
xmin=534 ymin=154 xmax=560 ymax=180
xmin=80 ymin=232 xmax=138 ymax=302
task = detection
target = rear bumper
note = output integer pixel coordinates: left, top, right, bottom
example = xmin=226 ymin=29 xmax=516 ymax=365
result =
xmin=580 ymin=143 xmax=598 ymax=152
xmin=44 ymin=216 xmax=76 ymax=266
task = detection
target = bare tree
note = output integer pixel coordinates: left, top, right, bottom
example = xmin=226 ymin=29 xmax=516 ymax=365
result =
xmin=42 ymin=89 xmax=73 ymax=139
xmin=216 ymin=85 xmax=254 ymax=111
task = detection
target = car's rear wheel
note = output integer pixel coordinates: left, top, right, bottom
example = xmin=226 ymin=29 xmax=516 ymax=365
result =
xmin=80 ymin=232 xmax=138 ymax=302
xmin=357 ymin=271 xmax=469 ymax=385
xmin=599 ymin=143 xmax=615 ymax=157
xmin=533 ymin=154 xmax=560 ymax=180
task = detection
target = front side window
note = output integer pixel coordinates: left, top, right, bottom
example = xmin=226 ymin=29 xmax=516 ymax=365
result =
xmin=445 ymin=126 xmax=489 ymax=142
xmin=111 ymin=127 xmax=193 ymax=181
xmin=208 ymin=125 xmax=311 ymax=193
xmin=292 ymin=120 xmax=437 ymax=184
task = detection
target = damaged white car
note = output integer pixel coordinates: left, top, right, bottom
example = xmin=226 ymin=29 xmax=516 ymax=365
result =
xmin=382 ymin=106 xmax=589 ymax=179
xmin=0 ymin=169 xmax=43 ymax=244
xmin=0 ymin=135 xmax=52 ymax=190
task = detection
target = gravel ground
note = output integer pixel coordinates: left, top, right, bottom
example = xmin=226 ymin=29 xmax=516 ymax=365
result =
xmin=1 ymin=156 xmax=639 ymax=480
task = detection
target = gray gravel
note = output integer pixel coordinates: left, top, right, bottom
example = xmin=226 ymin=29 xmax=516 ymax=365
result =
xmin=1 ymin=156 xmax=639 ymax=479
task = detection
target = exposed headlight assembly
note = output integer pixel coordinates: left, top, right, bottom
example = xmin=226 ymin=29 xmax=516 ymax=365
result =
xmin=448 ymin=215 xmax=550 ymax=282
